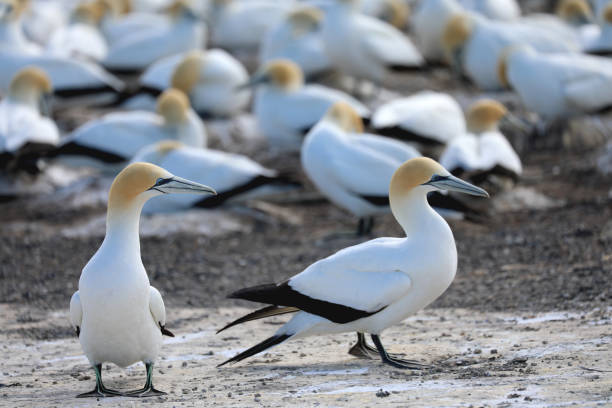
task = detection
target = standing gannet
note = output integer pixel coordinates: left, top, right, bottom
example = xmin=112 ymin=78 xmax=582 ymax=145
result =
xmin=217 ymin=156 xmax=488 ymax=368
xmin=321 ymin=0 xmax=424 ymax=84
xmin=243 ymin=59 xmax=369 ymax=151
xmin=132 ymin=141 xmax=300 ymax=212
xmin=440 ymin=99 xmax=522 ymax=184
xmin=0 ymin=66 xmax=58 ymax=172
xmin=259 ymin=7 xmax=332 ymax=80
xmin=585 ymin=3 xmax=612 ymax=55
xmin=70 ymin=162 xmax=216 ymax=397
xmin=442 ymin=12 xmax=580 ymax=90
xmin=370 ymin=91 xmax=466 ymax=145
xmin=103 ymin=0 xmax=206 ymax=73
xmin=208 ymin=0 xmax=290 ymax=53
xmin=46 ymin=1 xmax=108 ymax=62
xmin=498 ymin=45 xmax=612 ymax=121
xmin=123 ymin=49 xmax=250 ymax=117
xmin=50 ymin=88 xmax=206 ymax=170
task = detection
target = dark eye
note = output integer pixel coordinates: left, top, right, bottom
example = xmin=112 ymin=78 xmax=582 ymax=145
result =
xmin=429 ymin=174 xmax=447 ymax=182
xmin=155 ymin=178 xmax=165 ymax=185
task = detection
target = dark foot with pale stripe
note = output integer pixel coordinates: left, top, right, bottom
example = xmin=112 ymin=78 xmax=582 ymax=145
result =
xmin=349 ymin=332 xmax=410 ymax=361
xmin=124 ymin=362 xmax=166 ymax=397
xmin=370 ymin=334 xmax=429 ymax=369
xmin=76 ymin=364 xmax=122 ymax=398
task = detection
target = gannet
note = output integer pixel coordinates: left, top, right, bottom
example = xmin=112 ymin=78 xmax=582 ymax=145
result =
xmin=457 ymin=0 xmax=520 ymax=21
xmin=103 ymin=0 xmax=206 ymax=73
xmin=46 ymin=1 xmax=108 ymax=62
xmin=361 ymin=0 xmax=410 ymax=30
xmin=585 ymin=3 xmax=612 ymax=55
xmin=99 ymin=0 xmax=172 ymax=46
xmin=321 ymin=0 xmax=423 ymax=84
xmin=442 ymin=12 xmax=581 ymax=90
xmin=0 ymin=66 xmax=58 ymax=173
xmin=498 ymin=45 xmax=612 ymax=120
xmin=243 ymin=59 xmax=369 ymax=151
xmin=123 ymin=49 xmax=250 ymax=117
xmin=440 ymin=99 xmax=522 ymax=184
xmin=20 ymin=0 xmax=66 ymax=47
xmin=412 ymin=0 xmax=464 ymax=64
xmin=217 ymin=156 xmax=488 ymax=368
xmin=50 ymin=88 xmax=206 ymax=170
xmin=259 ymin=7 xmax=332 ymax=80
xmin=0 ymin=0 xmax=41 ymax=54
xmin=70 ymin=162 xmax=216 ymax=397
xmin=370 ymin=91 xmax=466 ymax=145
xmin=208 ymin=0 xmax=290 ymax=53
xmin=132 ymin=141 xmax=300 ymax=212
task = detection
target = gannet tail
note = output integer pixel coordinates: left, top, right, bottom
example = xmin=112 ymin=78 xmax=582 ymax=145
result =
xmin=217 ymin=305 xmax=299 ymax=334
xmin=217 ymin=333 xmax=292 ymax=367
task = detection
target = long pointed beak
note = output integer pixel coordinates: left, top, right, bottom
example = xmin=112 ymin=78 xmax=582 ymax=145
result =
xmin=500 ymin=112 xmax=530 ymax=133
xmin=150 ymin=176 xmax=217 ymax=195
xmin=426 ymin=174 xmax=489 ymax=198
xmin=235 ymin=74 xmax=268 ymax=91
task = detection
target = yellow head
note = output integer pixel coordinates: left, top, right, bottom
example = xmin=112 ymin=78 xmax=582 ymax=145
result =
xmin=0 ymin=0 xmax=19 ymax=21
xmin=442 ymin=14 xmax=472 ymax=64
xmin=165 ymin=0 xmax=194 ymax=19
xmin=604 ymin=3 xmax=612 ymax=24
xmin=99 ymin=0 xmax=131 ymax=15
xmin=73 ymin=1 xmax=105 ymax=24
xmin=9 ymin=66 xmax=52 ymax=100
xmin=324 ymin=101 xmax=364 ymax=133
xmin=171 ymin=51 xmax=204 ymax=94
xmin=262 ymin=59 xmax=304 ymax=91
xmin=556 ymin=0 xmax=592 ymax=24
xmin=390 ymin=158 xmax=447 ymax=200
xmin=156 ymin=140 xmax=184 ymax=154
xmin=157 ymin=88 xmax=190 ymax=124
xmin=380 ymin=0 xmax=410 ymax=30
xmin=288 ymin=7 xmax=323 ymax=35
xmin=466 ymin=99 xmax=507 ymax=133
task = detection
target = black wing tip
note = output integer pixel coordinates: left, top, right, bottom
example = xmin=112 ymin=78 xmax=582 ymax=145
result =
xmin=226 ymin=283 xmax=278 ymax=301
xmin=216 ymin=305 xmax=299 ymax=334
xmin=217 ymin=334 xmax=291 ymax=368
xmin=160 ymin=325 xmax=175 ymax=337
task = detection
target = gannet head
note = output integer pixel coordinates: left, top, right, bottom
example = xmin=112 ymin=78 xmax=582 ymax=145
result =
xmin=108 ymin=162 xmax=216 ymax=210
xmin=466 ymin=99 xmax=507 ymax=133
xmin=237 ymin=59 xmax=304 ymax=92
xmin=442 ymin=14 xmax=472 ymax=70
xmin=604 ymin=4 xmax=612 ymax=24
xmin=390 ymin=157 xmax=488 ymax=207
xmin=165 ymin=0 xmax=197 ymax=19
xmin=497 ymin=44 xmax=534 ymax=89
xmin=157 ymin=88 xmax=190 ymax=125
xmin=73 ymin=1 xmax=105 ymax=24
xmin=0 ymin=0 xmax=18 ymax=21
xmin=287 ymin=7 xmax=322 ymax=35
xmin=99 ymin=0 xmax=131 ymax=16
xmin=556 ymin=0 xmax=592 ymax=25
xmin=133 ymin=140 xmax=184 ymax=165
xmin=379 ymin=0 xmax=410 ymax=30
xmin=323 ymin=101 xmax=364 ymax=133
xmin=9 ymin=66 xmax=53 ymax=114
xmin=171 ymin=50 xmax=204 ymax=95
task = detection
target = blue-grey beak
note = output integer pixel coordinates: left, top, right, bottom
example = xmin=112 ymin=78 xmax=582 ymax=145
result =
xmin=424 ymin=174 xmax=489 ymax=198
xmin=149 ymin=176 xmax=217 ymax=195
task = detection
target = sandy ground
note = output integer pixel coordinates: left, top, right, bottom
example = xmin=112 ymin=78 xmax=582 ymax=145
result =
xmin=1 ymin=305 xmax=610 ymax=407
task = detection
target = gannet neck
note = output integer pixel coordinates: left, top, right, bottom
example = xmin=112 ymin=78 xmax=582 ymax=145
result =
xmin=104 ymin=195 xmax=147 ymax=253
xmin=390 ymin=186 xmax=443 ymax=236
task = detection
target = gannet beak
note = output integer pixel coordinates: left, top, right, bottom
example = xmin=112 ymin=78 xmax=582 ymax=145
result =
xmin=500 ymin=112 xmax=530 ymax=133
xmin=424 ymin=174 xmax=489 ymax=198
xmin=235 ymin=74 xmax=268 ymax=91
xmin=148 ymin=176 xmax=217 ymax=195
xmin=40 ymin=92 xmax=53 ymax=118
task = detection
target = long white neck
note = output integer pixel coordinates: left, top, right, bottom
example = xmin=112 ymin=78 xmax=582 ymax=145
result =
xmin=102 ymin=197 xmax=148 ymax=256
xmin=390 ymin=187 xmax=451 ymax=238
xmin=9 ymin=88 xmax=39 ymax=110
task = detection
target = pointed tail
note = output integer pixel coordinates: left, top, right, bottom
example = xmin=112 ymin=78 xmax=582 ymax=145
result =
xmin=217 ymin=305 xmax=299 ymax=334
xmin=217 ymin=334 xmax=292 ymax=367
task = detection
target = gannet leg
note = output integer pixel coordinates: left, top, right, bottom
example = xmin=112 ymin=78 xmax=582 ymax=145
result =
xmin=356 ymin=217 xmax=375 ymax=236
xmin=349 ymin=332 xmax=408 ymax=360
xmin=76 ymin=364 xmax=122 ymax=398
xmin=124 ymin=362 xmax=166 ymax=397
xmin=370 ymin=334 xmax=429 ymax=370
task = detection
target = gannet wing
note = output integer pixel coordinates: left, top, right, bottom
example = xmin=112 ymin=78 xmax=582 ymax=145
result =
xmin=149 ymin=286 xmax=174 ymax=337
xmin=69 ymin=291 xmax=82 ymax=337
xmin=562 ymin=72 xmax=612 ymax=113
xmin=229 ymin=238 xmax=412 ymax=324
xmin=358 ymin=17 xmax=423 ymax=67
xmin=353 ymin=133 xmax=421 ymax=163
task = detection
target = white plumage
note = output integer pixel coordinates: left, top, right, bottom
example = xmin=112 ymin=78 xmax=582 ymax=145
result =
xmin=412 ymin=0 xmax=464 ymax=63
xmin=458 ymin=0 xmax=520 ymax=20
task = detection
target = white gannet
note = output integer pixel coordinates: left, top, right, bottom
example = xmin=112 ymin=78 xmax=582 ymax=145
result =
xmin=321 ymin=0 xmax=424 ymax=84
xmin=360 ymin=0 xmax=411 ymax=30
xmin=0 ymin=66 xmax=59 ymax=172
xmin=100 ymin=0 xmax=171 ymax=47
xmin=440 ymin=99 xmax=522 ymax=184
xmin=442 ymin=12 xmax=581 ymax=90
xmin=103 ymin=0 xmax=206 ymax=73
xmin=208 ymin=0 xmax=290 ymax=53
xmin=20 ymin=0 xmax=67 ymax=47
xmin=217 ymin=156 xmax=488 ymax=368
xmin=0 ymin=0 xmax=41 ymax=54
xmin=411 ymin=0 xmax=464 ymax=64
xmin=243 ymin=59 xmax=369 ymax=151
xmin=50 ymin=88 xmax=206 ymax=170
xmin=124 ymin=49 xmax=250 ymax=117
xmin=46 ymin=1 xmax=108 ymax=62
xmin=259 ymin=6 xmax=332 ymax=80
xmin=458 ymin=0 xmax=520 ymax=21
xmin=132 ymin=140 xmax=300 ymax=212
xmin=498 ymin=45 xmax=612 ymax=121
xmin=70 ymin=162 xmax=216 ymax=397
xmin=370 ymin=91 xmax=466 ymax=145
xmin=585 ymin=3 xmax=612 ymax=55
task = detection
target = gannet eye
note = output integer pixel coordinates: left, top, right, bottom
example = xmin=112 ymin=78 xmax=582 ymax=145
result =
xmin=423 ymin=174 xmax=447 ymax=185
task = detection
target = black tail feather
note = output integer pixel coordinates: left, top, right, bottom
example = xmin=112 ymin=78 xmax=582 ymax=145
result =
xmin=217 ymin=334 xmax=291 ymax=367
xmin=217 ymin=305 xmax=299 ymax=334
